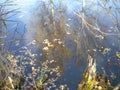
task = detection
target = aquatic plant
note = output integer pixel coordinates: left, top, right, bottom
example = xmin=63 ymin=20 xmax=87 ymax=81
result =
xmin=78 ymin=55 xmax=114 ymax=90
xmin=0 ymin=39 xmax=63 ymax=89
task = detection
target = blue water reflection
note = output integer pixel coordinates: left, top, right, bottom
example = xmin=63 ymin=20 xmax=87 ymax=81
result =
xmin=1 ymin=0 xmax=120 ymax=89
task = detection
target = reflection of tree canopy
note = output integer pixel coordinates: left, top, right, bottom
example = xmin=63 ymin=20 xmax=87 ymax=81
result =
xmin=33 ymin=0 xmax=120 ymax=73
xmin=33 ymin=0 xmax=71 ymax=74
xmin=0 ymin=0 xmax=120 ymax=89
xmin=34 ymin=0 xmax=120 ymax=88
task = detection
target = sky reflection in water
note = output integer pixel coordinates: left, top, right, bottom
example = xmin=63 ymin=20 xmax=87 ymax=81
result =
xmin=1 ymin=0 xmax=120 ymax=89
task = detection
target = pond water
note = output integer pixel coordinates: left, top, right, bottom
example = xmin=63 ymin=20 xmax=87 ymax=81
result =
xmin=1 ymin=0 xmax=120 ymax=90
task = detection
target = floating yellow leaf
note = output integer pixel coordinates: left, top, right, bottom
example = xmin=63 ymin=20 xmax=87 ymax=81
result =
xmin=102 ymin=48 xmax=110 ymax=55
xmin=43 ymin=47 xmax=49 ymax=51
xmin=7 ymin=54 xmax=13 ymax=60
xmin=116 ymin=52 xmax=120 ymax=58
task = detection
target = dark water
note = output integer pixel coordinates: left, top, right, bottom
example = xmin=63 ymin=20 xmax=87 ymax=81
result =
xmin=1 ymin=0 xmax=120 ymax=89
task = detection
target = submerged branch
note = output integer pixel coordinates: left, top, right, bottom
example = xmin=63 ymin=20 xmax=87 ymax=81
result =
xmin=73 ymin=9 xmax=120 ymax=36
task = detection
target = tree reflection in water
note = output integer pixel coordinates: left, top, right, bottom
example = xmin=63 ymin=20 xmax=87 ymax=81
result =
xmin=0 ymin=0 xmax=120 ymax=90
